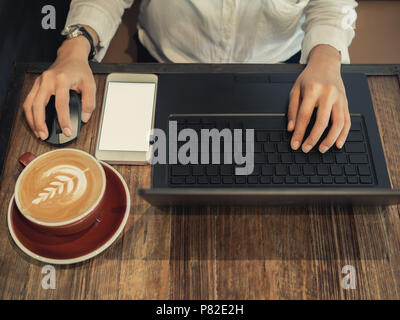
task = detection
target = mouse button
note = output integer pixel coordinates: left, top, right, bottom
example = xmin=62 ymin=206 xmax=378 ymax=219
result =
xmin=46 ymin=132 xmax=60 ymax=145
xmin=70 ymin=104 xmax=80 ymax=132
xmin=45 ymin=96 xmax=56 ymax=132
xmin=59 ymin=133 xmax=76 ymax=144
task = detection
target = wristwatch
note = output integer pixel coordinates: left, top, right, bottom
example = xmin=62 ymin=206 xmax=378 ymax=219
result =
xmin=61 ymin=25 xmax=97 ymax=60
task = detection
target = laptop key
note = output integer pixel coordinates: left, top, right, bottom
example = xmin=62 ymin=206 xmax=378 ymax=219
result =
xmin=308 ymin=153 xmax=320 ymax=164
xmin=358 ymin=165 xmax=371 ymax=176
xmin=347 ymin=131 xmax=363 ymax=142
xmin=331 ymin=165 xmax=343 ymax=176
xmin=254 ymin=143 xmax=263 ymax=153
xmin=192 ymin=165 xmax=205 ymax=176
xmin=281 ymin=153 xmax=293 ymax=164
xmin=270 ymin=132 xmax=281 ymax=142
xmin=335 ymin=154 xmax=347 ymax=164
xmin=197 ymin=176 xmax=209 ymax=184
xmin=277 ymin=143 xmax=290 ymax=153
xmin=298 ymin=177 xmax=308 ymax=184
xmin=322 ymin=176 xmax=334 ymax=184
xmin=295 ymin=153 xmax=307 ymax=164
xmin=335 ymin=177 xmax=346 ymax=184
xmin=185 ymin=176 xmax=196 ymax=184
xmin=345 ymin=142 xmax=366 ymax=153
xmin=260 ymin=176 xmax=272 ymax=184
xmin=285 ymin=177 xmax=296 ymax=184
xmin=347 ymin=176 xmax=358 ymax=184
xmin=303 ymin=165 xmax=316 ymax=176
xmin=206 ymin=165 xmax=219 ymax=176
xmin=220 ymin=165 xmax=233 ymax=176
xmin=317 ymin=165 xmax=330 ymax=176
xmin=268 ymin=154 xmax=280 ymax=164
xmin=222 ymin=176 xmax=234 ymax=184
xmin=171 ymin=165 xmax=191 ymax=176
xmin=349 ymin=154 xmax=368 ymax=164
xmin=276 ymin=165 xmax=287 ymax=176
xmin=350 ymin=121 xmax=362 ymax=131
xmin=282 ymin=132 xmax=292 ymax=142
xmin=310 ymin=176 xmax=321 ymax=184
xmin=235 ymin=176 xmax=246 ymax=184
xmin=256 ymin=131 xmax=268 ymax=142
xmin=171 ymin=177 xmax=185 ymax=184
xmin=255 ymin=153 xmax=266 ymax=164
xmin=262 ymin=165 xmax=274 ymax=176
xmin=273 ymin=176 xmax=284 ymax=184
xmin=289 ymin=165 xmax=301 ymax=176
xmin=247 ymin=176 xmax=258 ymax=184
xmin=250 ymin=165 xmax=261 ymax=176
xmin=344 ymin=165 xmax=357 ymax=176
xmin=322 ymin=153 xmax=334 ymax=164
xmin=360 ymin=176 xmax=373 ymax=184
xmin=263 ymin=143 xmax=275 ymax=153
xmin=210 ymin=176 xmax=221 ymax=184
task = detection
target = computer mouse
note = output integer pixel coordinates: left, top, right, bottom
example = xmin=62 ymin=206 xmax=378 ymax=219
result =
xmin=45 ymin=90 xmax=83 ymax=145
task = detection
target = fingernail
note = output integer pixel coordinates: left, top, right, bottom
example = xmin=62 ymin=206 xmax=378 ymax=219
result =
xmin=81 ymin=112 xmax=92 ymax=123
xmin=63 ymin=127 xmax=72 ymax=137
xmin=292 ymin=140 xmax=300 ymax=150
xmin=337 ymin=141 xmax=344 ymax=149
xmin=38 ymin=131 xmax=48 ymax=140
xmin=320 ymin=145 xmax=329 ymax=154
xmin=33 ymin=131 xmax=39 ymax=138
xmin=287 ymin=120 xmax=294 ymax=131
xmin=302 ymin=144 xmax=312 ymax=153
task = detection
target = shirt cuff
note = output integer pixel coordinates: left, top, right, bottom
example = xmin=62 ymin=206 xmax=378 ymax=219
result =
xmin=65 ymin=3 xmax=120 ymax=61
xmin=300 ymin=25 xmax=354 ymax=64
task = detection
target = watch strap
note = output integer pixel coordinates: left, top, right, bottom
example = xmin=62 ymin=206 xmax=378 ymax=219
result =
xmin=64 ymin=25 xmax=97 ymax=60
xmin=78 ymin=26 xmax=96 ymax=60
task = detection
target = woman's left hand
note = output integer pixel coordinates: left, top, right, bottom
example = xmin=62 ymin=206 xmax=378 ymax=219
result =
xmin=288 ymin=44 xmax=351 ymax=154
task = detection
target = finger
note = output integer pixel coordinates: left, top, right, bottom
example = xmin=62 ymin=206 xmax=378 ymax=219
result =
xmin=287 ymin=84 xmax=301 ymax=131
xmin=81 ymin=77 xmax=96 ymax=122
xmin=290 ymin=91 xmax=319 ymax=150
xmin=32 ymin=86 xmax=53 ymax=140
xmin=55 ymin=83 xmax=72 ymax=136
xmin=302 ymin=95 xmax=334 ymax=153
xmin=319 ymin=103 xmax=345 ymax=152
xmin=23 ymin=77 xmax=40 ymax=137
xmin=335 ymin=102 xmax=351 ymax=149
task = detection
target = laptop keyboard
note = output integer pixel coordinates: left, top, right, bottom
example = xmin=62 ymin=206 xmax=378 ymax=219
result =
xmin=167 ymin=115 xmax=376 ymax=187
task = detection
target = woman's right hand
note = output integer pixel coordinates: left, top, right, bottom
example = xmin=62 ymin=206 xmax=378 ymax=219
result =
xmin=23 ymin=36 xmax=96 ymax=140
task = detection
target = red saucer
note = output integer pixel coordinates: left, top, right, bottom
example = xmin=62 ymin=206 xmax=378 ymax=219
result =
xmin=8 ymin=162 xmax=130 ymax=264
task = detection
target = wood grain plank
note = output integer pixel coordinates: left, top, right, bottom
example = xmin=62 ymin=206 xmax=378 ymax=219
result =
xmin=169 ymin=206 xmax=216 ymax=299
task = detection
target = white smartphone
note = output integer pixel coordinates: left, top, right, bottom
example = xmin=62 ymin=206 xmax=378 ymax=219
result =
xmin=95 ymin=73 xmax=158 ymax=164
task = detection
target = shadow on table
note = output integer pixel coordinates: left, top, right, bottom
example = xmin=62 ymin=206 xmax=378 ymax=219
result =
xmin=110 ymin=204 xmax=389 ymax=261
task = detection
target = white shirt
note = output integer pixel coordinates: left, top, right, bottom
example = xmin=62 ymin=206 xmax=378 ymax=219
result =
xmin=65 ymin=0 xmax=357 ymax=64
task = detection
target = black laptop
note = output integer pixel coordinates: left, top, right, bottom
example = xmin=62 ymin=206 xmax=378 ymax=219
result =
xmin=139 ymin=72 xmax=400 ymax=206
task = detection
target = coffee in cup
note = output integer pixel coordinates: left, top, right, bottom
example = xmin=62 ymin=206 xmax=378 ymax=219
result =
xmin=15 ymin=149 xmax=106 ymax=232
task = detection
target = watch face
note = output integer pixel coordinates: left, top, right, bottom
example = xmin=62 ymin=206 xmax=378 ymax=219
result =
xmin=61 ymin=25 xmax=80 ymax=36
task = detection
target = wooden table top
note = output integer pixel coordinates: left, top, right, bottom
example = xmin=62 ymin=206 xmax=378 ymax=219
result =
xmin=1 ymin=63 xmax=400 ymax=299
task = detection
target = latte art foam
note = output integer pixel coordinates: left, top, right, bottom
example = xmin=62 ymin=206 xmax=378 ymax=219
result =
xmin=17 ymin=150 xmax=104 ymax=223
xmin=31 ymin=165 xmax=88 ymax=205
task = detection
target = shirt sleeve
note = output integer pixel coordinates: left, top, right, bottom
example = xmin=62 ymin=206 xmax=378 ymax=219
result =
xmin=300 ymin=0 xmax=358 ymax=64
xmin=65 ymin=0 xmax=134 ymax=61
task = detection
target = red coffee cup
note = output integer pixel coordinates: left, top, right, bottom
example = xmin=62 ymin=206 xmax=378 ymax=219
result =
xmin=14 ymin=149 xmax=107 ymax=236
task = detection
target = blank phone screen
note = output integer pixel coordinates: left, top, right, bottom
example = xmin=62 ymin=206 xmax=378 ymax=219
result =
xmin=98 ymin=81 xmax=156 ymax=152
